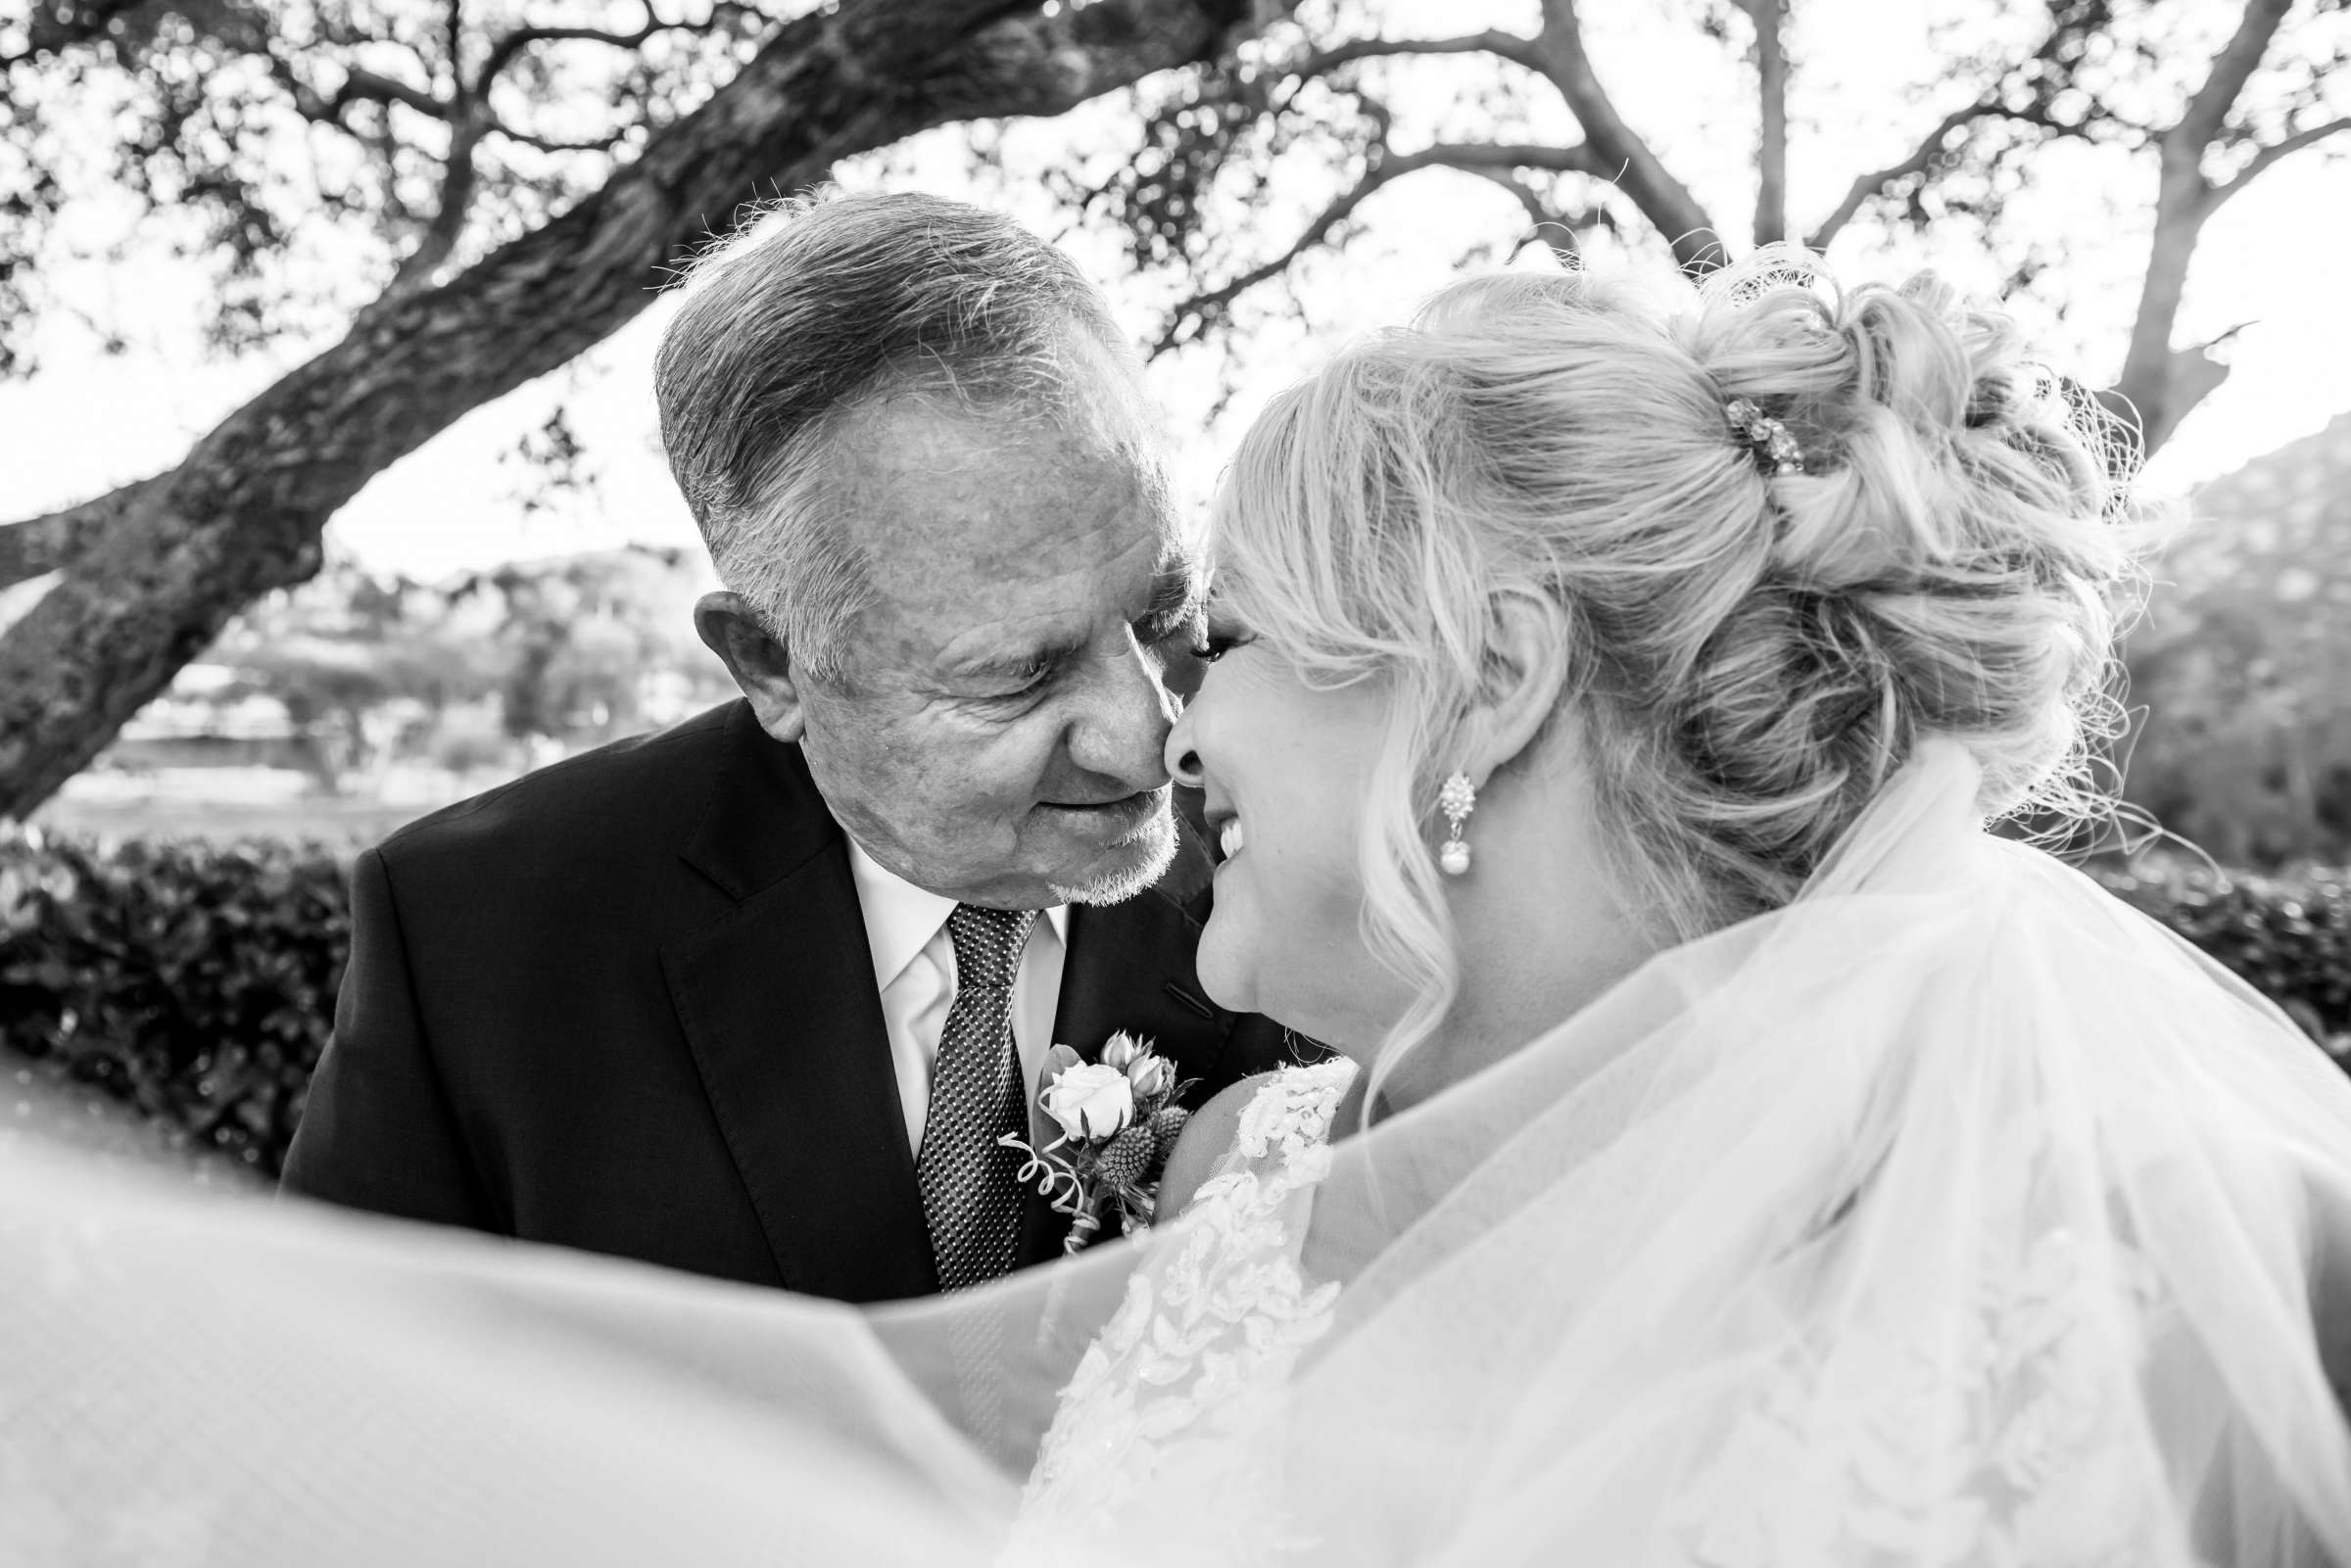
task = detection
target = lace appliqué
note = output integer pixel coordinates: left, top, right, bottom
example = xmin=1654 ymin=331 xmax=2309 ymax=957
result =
xmin=1672 ymin=1120 xmax=2175 ymax=1568
xmin=1010 ymin=1058 xmax=1358 ymax=1566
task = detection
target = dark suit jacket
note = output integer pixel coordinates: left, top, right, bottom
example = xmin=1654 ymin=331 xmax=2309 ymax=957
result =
xmin=281 ymin=700 xmax=1297 ymax=1303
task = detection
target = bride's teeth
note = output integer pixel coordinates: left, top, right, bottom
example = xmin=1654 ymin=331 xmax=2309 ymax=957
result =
xmin=1220 ymin=819 xmax=1244 ymax=860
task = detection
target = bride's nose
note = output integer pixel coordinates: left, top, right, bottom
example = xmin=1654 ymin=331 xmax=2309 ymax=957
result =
xmin=1164 ymin=699 xmax=1205 ymax=789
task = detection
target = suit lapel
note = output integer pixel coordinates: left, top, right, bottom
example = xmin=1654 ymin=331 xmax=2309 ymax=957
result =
xmin=1018 ymin=821 xmax=1239 ymax=1266
xmin=662 ymin=704 xmax=937 ymax=1303
xmin=665 ymin=704 xmax=1238 ymax=1288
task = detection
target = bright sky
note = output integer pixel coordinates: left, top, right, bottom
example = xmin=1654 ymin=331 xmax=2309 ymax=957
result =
xmin=3 ymin=0 xmax=2346 ymax=583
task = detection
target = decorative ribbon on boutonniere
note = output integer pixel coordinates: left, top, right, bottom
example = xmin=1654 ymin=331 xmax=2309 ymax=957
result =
xmin=999 ymin=1031 xmax=1193 ymax=1254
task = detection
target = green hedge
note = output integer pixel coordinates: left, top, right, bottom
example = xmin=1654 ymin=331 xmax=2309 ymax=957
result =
xmin=0 ymin=832 xmax=2345 ymax=1181
xmin=2091 ymin=860 xmax=2351 ymax=1059
xmin=0 ymin=830 xmax=348 ymax=1177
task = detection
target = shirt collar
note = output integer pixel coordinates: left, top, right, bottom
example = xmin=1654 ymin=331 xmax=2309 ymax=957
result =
xmin=844 ymin=836 xmax=1067 ymax=992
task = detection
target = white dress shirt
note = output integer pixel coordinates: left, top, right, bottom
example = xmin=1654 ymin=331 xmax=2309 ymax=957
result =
xmin=845 ymin=838 xmax=1069 ymax=1157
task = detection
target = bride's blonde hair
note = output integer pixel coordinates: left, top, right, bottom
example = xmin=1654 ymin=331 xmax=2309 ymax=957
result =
xmin=1209 ymin=251 xmax=2137 ymax=1070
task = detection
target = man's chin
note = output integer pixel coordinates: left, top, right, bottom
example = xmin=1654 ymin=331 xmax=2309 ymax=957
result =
xmin=1046 ymin=809 xmax=1179 ymax=907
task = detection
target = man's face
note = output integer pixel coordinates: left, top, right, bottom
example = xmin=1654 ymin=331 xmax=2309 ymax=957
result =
xmin=787 ymin=398 xmax=1196 ymax=909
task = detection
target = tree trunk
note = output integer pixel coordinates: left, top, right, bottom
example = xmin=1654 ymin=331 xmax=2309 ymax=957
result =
xmin=2101 ymin=144 xmax=2216 ymax=461
xmin=0 ymin=0 xmax=1260 ymax=819
xmin=2102 ymin=0 xmax=2291 ymax=460
xmin=1746 ymin=0 xmax=1788 ymax=246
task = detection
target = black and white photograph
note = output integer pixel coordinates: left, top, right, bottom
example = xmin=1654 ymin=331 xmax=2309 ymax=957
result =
xmin=2 ymin=0 xmax=2349 ymax=1560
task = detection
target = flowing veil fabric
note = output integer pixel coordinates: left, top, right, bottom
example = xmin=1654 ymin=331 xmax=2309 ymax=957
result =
xmin=5 ymin=740 xmax=2350 ymax=1563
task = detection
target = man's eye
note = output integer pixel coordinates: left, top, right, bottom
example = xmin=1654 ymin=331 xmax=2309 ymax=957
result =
xmin=988 ymin=660 xmax=1054 ymax=698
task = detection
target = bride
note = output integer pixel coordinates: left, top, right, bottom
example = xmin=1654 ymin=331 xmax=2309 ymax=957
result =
xmin=5 ymin=255 xmax=2350 ymax=1566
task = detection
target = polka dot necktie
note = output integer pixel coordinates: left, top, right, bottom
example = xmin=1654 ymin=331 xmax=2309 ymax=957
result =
xmin=917 ymin=903 xmax=1037 ymax=1292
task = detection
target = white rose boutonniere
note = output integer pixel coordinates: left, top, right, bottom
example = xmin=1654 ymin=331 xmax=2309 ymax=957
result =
xmin=1038 ymin=1062 xmax=1135 ymax=1142
xmin=1000 ymin=1031 xmax=1193 ymax=1254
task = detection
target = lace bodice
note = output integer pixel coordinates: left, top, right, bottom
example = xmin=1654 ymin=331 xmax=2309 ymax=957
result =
xmin=1008 ymin=1058 xmax=1358 ymax=1564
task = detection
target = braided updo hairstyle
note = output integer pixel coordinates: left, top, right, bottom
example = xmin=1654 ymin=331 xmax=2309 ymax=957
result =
xmin=1209 ymin=253 xmax=2135 ymax=1063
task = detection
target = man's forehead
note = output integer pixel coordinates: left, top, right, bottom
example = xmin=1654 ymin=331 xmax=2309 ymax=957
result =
xmin=822 ymin=404 xmax=1189 ymax=666
xmin=837 ymin=404 xmax=1175 ymax=563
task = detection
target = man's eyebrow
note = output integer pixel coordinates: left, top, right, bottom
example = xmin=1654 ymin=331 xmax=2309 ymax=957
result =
xmin=1135 ymin=566 xmax=1205 ymax=636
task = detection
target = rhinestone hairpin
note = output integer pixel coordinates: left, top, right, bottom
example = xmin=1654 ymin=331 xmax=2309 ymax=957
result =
xmin=1724 ymin=396 xmax=1805 ymax=477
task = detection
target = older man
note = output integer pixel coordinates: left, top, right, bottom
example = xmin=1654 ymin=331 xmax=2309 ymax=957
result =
xmin=281 ymin=192 xmax=1295 ymax=1302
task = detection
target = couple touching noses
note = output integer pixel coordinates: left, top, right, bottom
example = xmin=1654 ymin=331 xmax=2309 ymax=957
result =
xmin=282 ymin=190 xmax=1304 ymax=1299
xmin=41 ymin=180 xmax=2351 ymax=1561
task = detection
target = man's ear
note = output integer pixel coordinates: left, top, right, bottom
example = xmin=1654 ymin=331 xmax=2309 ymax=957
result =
xmin=695 ymin=592 xmax=808 ymax=742
xmin=1462 ymin=589 xmax=1574 ymax=783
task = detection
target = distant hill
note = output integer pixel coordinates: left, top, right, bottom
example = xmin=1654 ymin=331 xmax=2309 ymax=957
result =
xmin=2123 ymin=411 xmax=2351 ymax=866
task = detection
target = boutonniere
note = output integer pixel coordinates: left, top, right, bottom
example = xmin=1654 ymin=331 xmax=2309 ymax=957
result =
xmin=999 ymin=1031 xmax=1192 ymax=1255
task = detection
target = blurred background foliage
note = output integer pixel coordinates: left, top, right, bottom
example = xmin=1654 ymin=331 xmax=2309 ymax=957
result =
xmin=2121 ymin=411 xmax=2351 ymax=868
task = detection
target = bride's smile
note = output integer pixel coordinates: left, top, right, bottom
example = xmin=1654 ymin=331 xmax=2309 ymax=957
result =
xmin=1168 ymin=612 xmax=1415 ymax=1052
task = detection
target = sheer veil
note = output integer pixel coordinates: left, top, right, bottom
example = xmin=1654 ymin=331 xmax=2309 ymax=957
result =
xmin=5 ymin=738 xmax=2349 ymax=1563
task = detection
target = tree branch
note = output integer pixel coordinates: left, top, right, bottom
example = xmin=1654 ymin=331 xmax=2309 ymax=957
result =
xmin=1742 ymin=0 xmax=1789 ymax=244
xmin=892 ymin=0 xmax=1289 ymax=126
xmin=1472 ymin=168 xmax=1577 ymax=255
xmin=0 ymin=0 xmax=148 ymax=68
xmin=2111 ymin=0 xmax=2300 ymax=457
xmin=2209 ymin=115 xmax=2351 ymax=214
xmin=1804 ymin=103 xmax=1984 ymax=250
xmin=1291 ymin=29 xmax=1548 ymax=81
xmin=1803 ymin=0 xmax=2140 ymax=252
xmin=2174 ymin=0 xmax=2291 ymax=154
xmin=1801 ymin=96 xmax=2108 ymax=251
xmin=331 ymin=66 xmax=456 ymax=122
xmin=385 ymin=120 xmax=486 ymax=296
xmin=0 ymin=479 xmax=167 ymax=591
xmin=488 ymin=121 xmax=638 ymax=156
xmin=1532 ymin=0 xmax=1725 ymax=271
xmin=0 ymin=0 xmax=1272 ymax=816
xmin=0 ymin=518 xmax=80 ymax=593
xmin=1155 ymin=140 xmax=1599 ymax=354
xmin=476 ymin=12 xmax=663 ymax=94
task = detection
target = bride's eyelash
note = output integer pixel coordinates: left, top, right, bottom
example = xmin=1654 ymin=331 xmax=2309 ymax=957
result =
xmin=1191 ymin=630 xmax=1255 ymax=663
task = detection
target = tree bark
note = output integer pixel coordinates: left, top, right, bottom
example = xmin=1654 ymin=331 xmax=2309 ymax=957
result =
xmin=0 ymin=0 xmax=1262 ymax=819
xmin=2101 ymin=147 xmax=2218 ymax=459
xmin=1534 ymin=0 xmax=1726 ymax=270
xmin=0 ymin=480 xmax=166 ymax=591
xmin=2103 ymin=0 xmax=2289 ymax=459
xmin=1744 ymin=0 xmax=1788 ymax=246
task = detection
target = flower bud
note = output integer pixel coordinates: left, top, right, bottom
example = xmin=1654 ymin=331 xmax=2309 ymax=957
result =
xmin=1125 ymin=1054 xmax=1174 ymax=1102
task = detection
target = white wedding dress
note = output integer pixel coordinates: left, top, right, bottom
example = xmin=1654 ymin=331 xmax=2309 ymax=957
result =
xmin=3 ymin=739 xmax=2350 ymax=1565
xmin=1012 ymin=1055 xmax=1359 ymax=1565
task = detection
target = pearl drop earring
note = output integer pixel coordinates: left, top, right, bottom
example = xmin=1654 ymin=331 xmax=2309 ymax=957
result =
xmin=1437 ymin=772 xmax=1476 ymax=877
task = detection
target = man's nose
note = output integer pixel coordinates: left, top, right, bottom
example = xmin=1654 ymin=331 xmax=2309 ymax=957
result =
xmin=1067 ymin=634 xmax=1178 ymax=786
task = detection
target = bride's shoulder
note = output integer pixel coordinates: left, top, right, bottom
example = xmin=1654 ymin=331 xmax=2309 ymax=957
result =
xmin=1156 ymin=1074 xmax=1267 ymax=1219
xmin=1157 ymin=1058 xmax=1359 ymax=1220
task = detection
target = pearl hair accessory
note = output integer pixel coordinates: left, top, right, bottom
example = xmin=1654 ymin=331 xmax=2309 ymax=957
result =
xmin=1437 ymin=772 xmax=1477 ymax=877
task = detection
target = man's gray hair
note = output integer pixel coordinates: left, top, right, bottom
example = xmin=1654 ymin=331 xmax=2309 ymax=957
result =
xmin=655 ymin=189 xmax=1144 ymax=682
